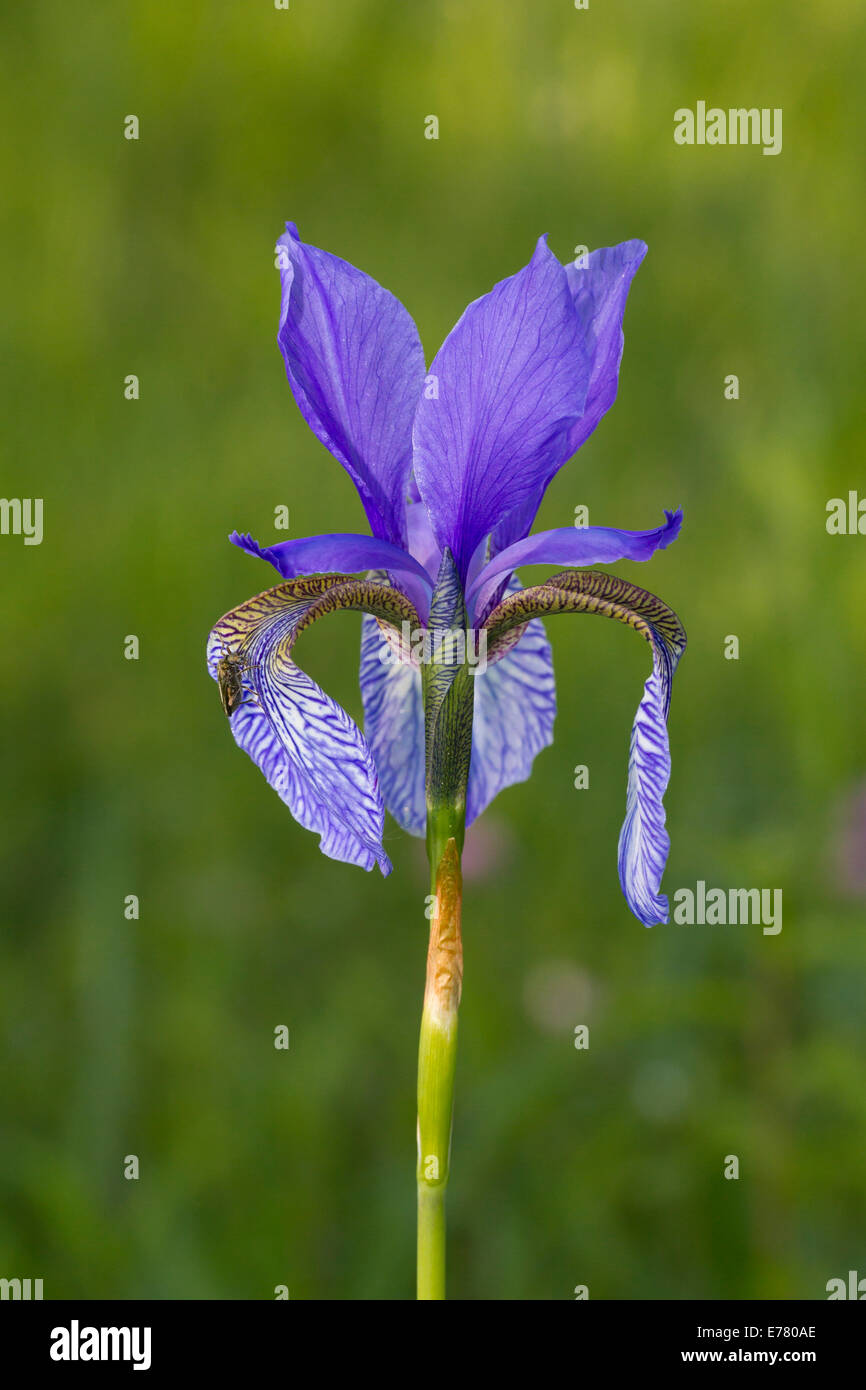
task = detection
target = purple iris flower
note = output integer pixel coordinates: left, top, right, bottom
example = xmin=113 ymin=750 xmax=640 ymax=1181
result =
xmin=207 ymin=223 xmax=686 ymax=926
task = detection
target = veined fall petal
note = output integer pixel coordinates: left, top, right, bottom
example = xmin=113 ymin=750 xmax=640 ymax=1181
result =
xmin=359 ymin=575 xmax=556 ymax=837
xmin=483 ymin=568 xmax=686 ymax=926
xmin=207 ymin=575 xmax=419 ymax=874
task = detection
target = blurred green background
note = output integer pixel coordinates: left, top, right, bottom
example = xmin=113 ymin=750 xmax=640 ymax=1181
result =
xmin=2 ymin=0 xmax=865 ymax=1300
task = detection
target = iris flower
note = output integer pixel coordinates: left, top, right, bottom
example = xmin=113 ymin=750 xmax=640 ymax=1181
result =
xmin=207 ymin=223 xmax=686 ymax=1298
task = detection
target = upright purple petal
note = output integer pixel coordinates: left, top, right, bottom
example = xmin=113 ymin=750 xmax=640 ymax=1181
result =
xmin=488 ymin=488 xmax=548 ymax=557
xmin=564 ymin=240 xmax=647 ymax=456
xmin=490 ymin=240 xmax=647 ymax=552
xmin=359 ymin=615 xmax=426 ymax=836
xmin=405 ymin=496 xmax=442 ymax=582
xmin=466 ymin=589 xmax=556 ymax=825
xmin=412 ymin=236 xmax=589 ymax=580
xmin=468 ymin=510 xmax=682 ymax=623
xmin=276 ymin=222 xmax=426 ymax=547
xmin=231 ymin=529 xmax=433 ymax=622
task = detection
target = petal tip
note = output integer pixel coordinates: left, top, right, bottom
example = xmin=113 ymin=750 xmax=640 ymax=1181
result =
xmin=641 ymin=895 xmax=669 ymax=927
xmin=230 ymin=531 xmax=264 ymax=558
xmin=628 ymin=888 xmax=669 ymax=928
xmin=660 ymin=509 xmax=684 ymax=548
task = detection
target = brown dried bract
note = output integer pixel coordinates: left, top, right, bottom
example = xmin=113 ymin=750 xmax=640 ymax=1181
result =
xmin=424 ymin=838 xmax=463 ymax=1018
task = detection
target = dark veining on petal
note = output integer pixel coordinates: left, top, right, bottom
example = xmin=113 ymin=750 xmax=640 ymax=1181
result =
xmin=483 ymin=567 xmax=686 ymax=705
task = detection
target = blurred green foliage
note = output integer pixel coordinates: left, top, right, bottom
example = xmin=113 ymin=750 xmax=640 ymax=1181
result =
xmin=1 ymin=0 xmax=865 ymax=1300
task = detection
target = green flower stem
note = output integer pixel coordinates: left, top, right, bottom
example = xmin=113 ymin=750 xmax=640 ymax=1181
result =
xmin=417 ymin=831 xmax=463 ymax=1300
xmin=417 ymin=550 xmax=473 ymax=1299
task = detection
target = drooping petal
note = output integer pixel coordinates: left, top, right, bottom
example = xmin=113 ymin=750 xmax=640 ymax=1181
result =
xmin=466 ymin=588 xmax=556 ymax=825
xmin=468 ymin=509 xmax=682 ymax=624
xmin=618 ymin=663 xmax=674 ymax=928
xmin=489 ymin=240 xmax=648 ymax=554
xmin=358 ymin=577 xmax=557 ymax=836
xmin=359 ymin=614 xmax=425 ymax=836
xmin=207 ymin=576 xmax=419 ymax=874
xmin=276 ymin=222 xmax=426 ymax=547
xmin=230 ymin=529 xmax=433 ymax=622
xmin=412 ymin=235 xmax=589 ymax=580
xmin=224 ymin=667 xmax=390 ymax=873
xmin=482 ymin=568 xmax=686 ymax=927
